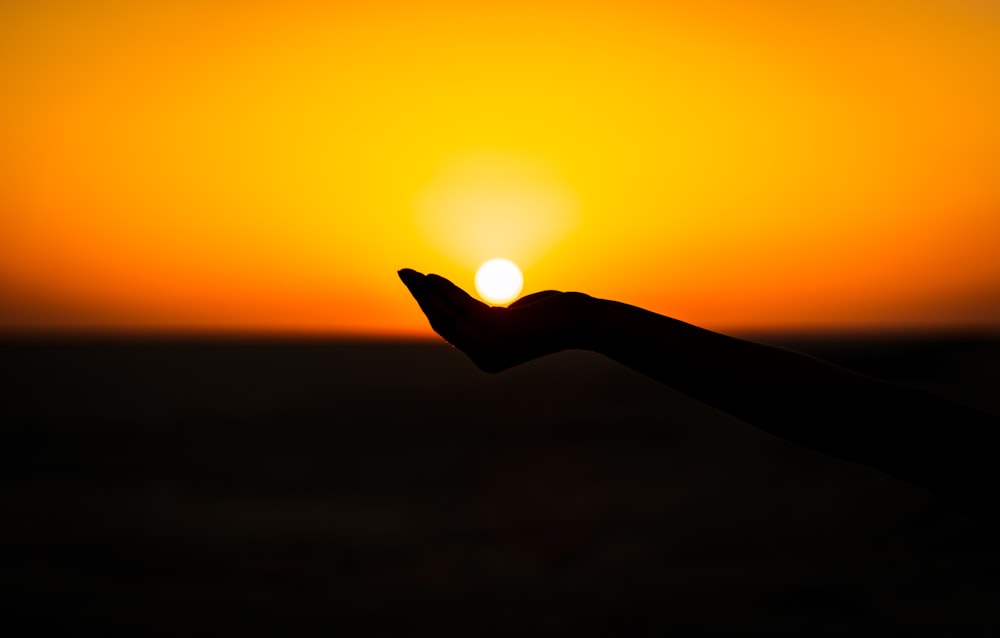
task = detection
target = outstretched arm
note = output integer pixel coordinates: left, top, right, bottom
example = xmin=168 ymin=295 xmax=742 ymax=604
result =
xmin=398 ymin=269 xmax=1000 ymax=528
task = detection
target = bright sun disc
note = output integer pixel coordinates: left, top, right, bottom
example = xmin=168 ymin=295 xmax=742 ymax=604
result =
xmin=475 ymin=259 xmax=523 ymax=305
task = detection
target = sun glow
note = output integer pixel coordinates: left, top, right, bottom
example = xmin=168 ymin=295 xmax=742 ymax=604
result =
xmin=475 ymin=259 xmax=524 ymax=306
xmin=1 ymin=1 xmax=999 ymax=334
xmin=415 ymin=152 xmax=578 ymax=271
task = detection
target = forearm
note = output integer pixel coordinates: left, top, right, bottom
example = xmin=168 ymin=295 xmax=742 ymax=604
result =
xmin=398 ymin=268 xmax=998 ymax=524
xmin=578 ymin=298 xmax=1000 ymax=525
xmin=577 ymin=298 xmax=882 ymax=453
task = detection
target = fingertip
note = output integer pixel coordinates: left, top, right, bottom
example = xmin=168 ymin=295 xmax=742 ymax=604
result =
xmin=397 ymin=268 xmax=422 ymax=280
xmin=399 ymin=270 xmax=432 ymax=295
xmin=398 ymin=272 xmax=430 ymax=304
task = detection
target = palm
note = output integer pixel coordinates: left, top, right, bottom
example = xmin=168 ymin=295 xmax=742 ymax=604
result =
xmin=398 ymin=269 xmax=591 ymax=373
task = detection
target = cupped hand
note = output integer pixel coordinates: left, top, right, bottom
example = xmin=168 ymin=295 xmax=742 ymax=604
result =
xmin=398 ymin=268 xmax=594 ymax=373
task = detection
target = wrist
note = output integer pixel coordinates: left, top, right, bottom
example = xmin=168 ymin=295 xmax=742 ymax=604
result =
xmin=565 ymin=294 xmax=615 ymax=353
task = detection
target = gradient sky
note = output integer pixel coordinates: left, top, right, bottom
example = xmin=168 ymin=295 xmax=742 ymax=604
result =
xmin=2 ymin=0 xmax=998 ymax=335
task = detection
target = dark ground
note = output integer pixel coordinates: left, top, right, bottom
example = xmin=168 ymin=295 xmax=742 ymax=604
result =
xmin=2 ymin=334 xmax=1000 ymax=636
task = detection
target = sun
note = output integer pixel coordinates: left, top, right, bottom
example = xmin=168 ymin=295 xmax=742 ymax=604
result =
xmin=475 ymin=258 xmax=524 ymax=305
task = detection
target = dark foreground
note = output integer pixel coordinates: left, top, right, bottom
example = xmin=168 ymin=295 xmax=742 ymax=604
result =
xmin=3 ymin=334 xmax=1000 ymax=636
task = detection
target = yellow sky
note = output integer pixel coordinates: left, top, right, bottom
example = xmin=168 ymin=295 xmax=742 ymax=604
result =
xmin=2 ymin=0 xmax=999 ymax=335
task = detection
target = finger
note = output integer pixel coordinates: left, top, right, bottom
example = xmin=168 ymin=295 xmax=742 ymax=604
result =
xmin=424 ymin=273 xmax=490 ymax=318
xmin=397 ymin=269 xmax=432 ymax=313
xmin=508 ymin=290 xmax=561 ymax=308
xmin=397 ymin=268 xmax=424 ymax=281
xmin=399 ymin=270 xmax=521 ymax=372
xmin=397 ymin=269 xmax=427 ymax=300
xmin=399 ymin=270 xmax=486 ymax=349
xmin=399 ymin=271 xmax=456 ymax=332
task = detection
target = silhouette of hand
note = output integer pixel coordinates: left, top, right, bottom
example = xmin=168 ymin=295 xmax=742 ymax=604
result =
xmin=398 ymin=268 xmax=594 ymax=373
xmin=398 ymin=271 xmax=1000 ymax=529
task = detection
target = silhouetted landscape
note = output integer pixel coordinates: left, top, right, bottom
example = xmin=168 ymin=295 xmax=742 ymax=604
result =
xmin=3 ymin=334 xmax=999 ymax=635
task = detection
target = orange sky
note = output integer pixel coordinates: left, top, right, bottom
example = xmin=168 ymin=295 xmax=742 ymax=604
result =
xmin=2 ymin=0 xmax=999 ymax=336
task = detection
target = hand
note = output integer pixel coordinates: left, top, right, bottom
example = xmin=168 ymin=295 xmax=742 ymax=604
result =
xmin=398 ymin=268 xmax=594 ymax=373
xmin=398 ymin=275 xmax=1000 ymax=530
